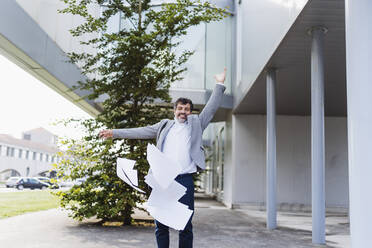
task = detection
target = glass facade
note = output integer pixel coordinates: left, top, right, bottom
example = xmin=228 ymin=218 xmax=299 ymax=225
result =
xmin=205 ymin=19 xmax=232 ymax=94
xmin=109 ymin=6 xmax=232 ymax=94
xmin=171 ymin=18 xmax=232 ymax=94
xmin=202 ymin=122 xmax=226 ymax=197
xmin=212 ymin=126 xmax=225 ymax=197
xmin=171 ymin=23 xmax=206 ymax=90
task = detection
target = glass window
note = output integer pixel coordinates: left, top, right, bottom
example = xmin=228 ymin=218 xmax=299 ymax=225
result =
xmin=33 ymin=152 xmax=37 ymax=160
xmin=23 ymin=134 xmax=31 ymax=140
xmin=25 ymin=150 xmax=30 ymax=160
xmin=18 ymin=149 xmax=23 ymax=158
xmin=212 ymin=140 xmax=219 ymax=193
xmin=30 ymin=178 xmax=38 ymax=184
xmin=171 ymin=23 xmax=206 ymax=90
xmin=211 ymin=124 xmax=225 ymax=196
xmin=205 ymin=17 xmax=232 ymax=93
xmin=236 ymin=2 xmax=242 ymax=86
xmin=218 ymin=126 xmax=225 ymax=192
xmin=46 ymin=154 xmax=49 ymax=162
xmin=40 ymin=153 xmax=43 ymax=162
xmin=7 ymin=147 xmax=15 ymax=157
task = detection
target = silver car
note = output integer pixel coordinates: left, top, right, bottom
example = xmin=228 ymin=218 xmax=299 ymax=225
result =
xmin=5 ymin=177 xmax=20 ymax=188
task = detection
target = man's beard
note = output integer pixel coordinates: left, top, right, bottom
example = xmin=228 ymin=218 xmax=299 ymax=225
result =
xmin=176 ymin=114 xmax=187 ymax=122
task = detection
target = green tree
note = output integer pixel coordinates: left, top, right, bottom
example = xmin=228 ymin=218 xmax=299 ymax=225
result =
xmin=55 ymin=0 xmax=227 ymax=225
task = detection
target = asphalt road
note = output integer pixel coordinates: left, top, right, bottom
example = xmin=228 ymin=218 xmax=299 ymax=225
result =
xmin=0 ymin=197 xmax=350 ymax=248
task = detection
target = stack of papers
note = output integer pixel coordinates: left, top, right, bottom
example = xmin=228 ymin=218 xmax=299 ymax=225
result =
xmin=116 ymin=144 xmax=194 ymax=231
xmin=145 ymin=173 xmax=193 ymax=230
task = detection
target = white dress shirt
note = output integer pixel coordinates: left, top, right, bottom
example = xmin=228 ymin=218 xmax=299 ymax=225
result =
xmin=162 ymin=118 xmax=197 ymax=174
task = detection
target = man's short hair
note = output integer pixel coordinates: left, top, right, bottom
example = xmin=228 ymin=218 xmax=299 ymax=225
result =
xmin=174 ymin=97 xmax=193 ymax=112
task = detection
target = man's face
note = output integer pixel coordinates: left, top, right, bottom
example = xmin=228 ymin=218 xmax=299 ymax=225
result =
xmin=174 ymin=103 xmax=192 ymax=123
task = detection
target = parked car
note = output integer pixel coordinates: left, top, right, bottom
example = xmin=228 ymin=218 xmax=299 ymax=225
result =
xmin=14 ymin=177 xmax=50 ymax=190
xmin=36 ymin=177 xmax=59 ymax=189
xmin=5 ymin=177 xmax=20 ymax=188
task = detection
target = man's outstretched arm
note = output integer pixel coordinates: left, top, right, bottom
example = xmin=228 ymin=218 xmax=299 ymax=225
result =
xmin=99 ymin=120 xmax=165 ymax=140
xmin=199 ymin=68 xmax=227 ymax=131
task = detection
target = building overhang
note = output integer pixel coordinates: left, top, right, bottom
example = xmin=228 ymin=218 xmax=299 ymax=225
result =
xmin=0 ymin=0 xmax=102 ymax=117
xmin=234 ymin=0 xmax=346 ymax=117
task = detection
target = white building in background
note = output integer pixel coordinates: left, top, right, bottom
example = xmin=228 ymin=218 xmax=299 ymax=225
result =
xmin=0 ymin=127 xmax=59 ymax=180
xmin=22 ymin=127 xmax=58 ymax=146
xmin=1 ymin=0 xmax=371 ymax=246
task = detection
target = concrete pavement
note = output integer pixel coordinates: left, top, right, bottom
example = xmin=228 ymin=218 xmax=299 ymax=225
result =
xmin=0 ymin=196 xmax=349 ymax=248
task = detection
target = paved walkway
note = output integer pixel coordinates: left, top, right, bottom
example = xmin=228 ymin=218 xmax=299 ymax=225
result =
xmin=0 ymin=197 xmax=349 ymax=248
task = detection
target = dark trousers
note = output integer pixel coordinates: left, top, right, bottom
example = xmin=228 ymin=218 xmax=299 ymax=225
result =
xmin=155 ymin=173 xmax=194 ymax=248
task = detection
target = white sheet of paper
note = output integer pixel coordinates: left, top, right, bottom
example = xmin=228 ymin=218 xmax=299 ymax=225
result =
xmin=144 ymin=173 xmax=192 ymax=230
xmin=146 ymin=144 xmax=182 ymax=189
xmin=147 ymin=203 xmax=194 ymax=231
xmin=116 ymin=157 xmax=145 ymax=193
xmin=145 ymin=174 xmax=186 ymax=207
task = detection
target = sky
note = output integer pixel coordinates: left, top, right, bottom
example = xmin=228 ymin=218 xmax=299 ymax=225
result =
xmin=0 ymin=54 xmax=92 ymax=140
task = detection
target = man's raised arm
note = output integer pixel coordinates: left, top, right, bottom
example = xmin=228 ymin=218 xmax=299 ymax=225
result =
xmin=199 ymin=68 xmax=227 ymax=131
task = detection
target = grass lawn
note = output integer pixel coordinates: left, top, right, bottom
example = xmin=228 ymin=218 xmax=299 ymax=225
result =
xmin=0 ymin=190 xmax=60 ymax=219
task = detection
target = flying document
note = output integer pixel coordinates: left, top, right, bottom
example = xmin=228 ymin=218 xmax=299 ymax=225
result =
xmin=147 ymin=202 xmax=193 ymax=231
xmin=116 ymin=157 xmax=145 ymax=193
xmin=145 ymin=173 xmax=187 ymax=206
xmin=146 ymin=144 xmax=182 ymax=189
xmin=145 ymin=173 xmax=193 ymax=230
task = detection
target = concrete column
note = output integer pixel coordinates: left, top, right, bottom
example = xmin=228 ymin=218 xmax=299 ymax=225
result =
xmin=266 ymin=68 xmax=277 ymax=230
xmin=345 ymin=1 xmax=372 ymax=246
xmin=309 ymin=26 xmax=327 ymax=245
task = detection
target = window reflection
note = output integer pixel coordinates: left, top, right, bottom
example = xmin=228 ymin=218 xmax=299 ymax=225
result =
xmin=107 ymin=5 xmax=232 ymax=93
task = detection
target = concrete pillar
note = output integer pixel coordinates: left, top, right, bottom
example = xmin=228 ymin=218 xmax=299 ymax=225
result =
xmin=345 ymin=0 xmax=372 ymax=246
xmin=266 ymin=68 xmax=277 ymax=230
xmin=309 ymin=26 xmax=327 ymax=245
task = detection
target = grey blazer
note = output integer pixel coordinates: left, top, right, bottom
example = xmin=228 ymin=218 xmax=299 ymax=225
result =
xmin=112 ymin=83 xmax=226 ymax=171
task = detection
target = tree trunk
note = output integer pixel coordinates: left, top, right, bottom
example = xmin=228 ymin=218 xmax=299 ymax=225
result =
xmin=123 ymin=203 xmax=133 ymax=225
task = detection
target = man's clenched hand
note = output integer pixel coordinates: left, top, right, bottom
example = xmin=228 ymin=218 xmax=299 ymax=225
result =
xmin=214 ymin=67 xmax=227 ymax=84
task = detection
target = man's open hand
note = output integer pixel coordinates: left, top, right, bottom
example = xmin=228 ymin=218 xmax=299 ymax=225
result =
xmin=99 ymin=129 xmax=113 ymax=139
xmin=214 ymin=67 xmax=227 ymax=84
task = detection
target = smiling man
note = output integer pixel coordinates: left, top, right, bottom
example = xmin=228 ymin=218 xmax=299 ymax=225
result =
xmin=99 ymin=68 xmax=226 ymax=248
